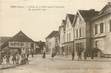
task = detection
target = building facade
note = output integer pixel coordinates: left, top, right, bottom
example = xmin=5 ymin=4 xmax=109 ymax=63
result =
xmin=34 ymin=41 xmax=46 ymax=54
xmin=48 ymin=2 xmax=111 ymax=58
xmin=73 ymin=9 xmax=99 ymax=58
xmin=1 ymin=31 xmax=34 ymax=56
xmin=91 ymin=3 xmax=111 ymax=57
xmin=46 ymin=31 xmax=60 ymax=55
xmin=59 ymin=20 xmax=66 ymax=55
xmin=63 ymin=14 xmax=75 ymax=55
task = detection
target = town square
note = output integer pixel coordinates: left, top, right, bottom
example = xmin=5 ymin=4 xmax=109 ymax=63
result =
xmin=1 ymin=55 xmax=111 ymax=73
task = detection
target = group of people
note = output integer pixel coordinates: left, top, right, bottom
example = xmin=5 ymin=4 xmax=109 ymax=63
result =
xmin=72 ymin=46 xmax=102 ymax=61
xmin=42 ymin=44 xmax=102 ymax=62
xmin=0 ymin=52 xmax=30 ymax=65
xmin=42 ymin=47 xmax=58 ymax=60
xmin=0 ymin=47 xmax=101 ymax=65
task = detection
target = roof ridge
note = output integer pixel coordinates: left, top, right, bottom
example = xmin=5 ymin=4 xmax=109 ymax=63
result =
xmin=46 ymin=31 xmax=59 ymax=39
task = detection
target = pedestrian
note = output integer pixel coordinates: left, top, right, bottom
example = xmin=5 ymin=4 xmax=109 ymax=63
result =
xmin=77 ymin=48 xmax=83 ymax=61
xmin=12 ymin=54 xmax=16 ymax=64
xmin=23 ymin=54 xmax=29 ymax=64
xmin=51 ymin=50 xmax=56 ymax=60
xmin=20 ymin=54 xmax=25 ymax=65
xmin=26 ymin=50 xmax=29 ymax=62
xmin=6 ymin=55 xmax=10 ymax=64
xmin=16 ymin=53 xmax=20 ymax=64
xmin=0 ymin=54 xmax=3 ymax=65
xmin=27 ymin=53 xmax=29 ymax=59
xmin=84 ymin=50 xmax=87 ymax=60
xmin=72 ymin=50 xmax=75 ymax=61
xmin=91 ymin=49 xmax=94 ymax=59
xmin=91 ymin=47 xmax=100 ymax=60
xmin=90 ymin=43 xmax=99 ymax=60
xmin=43 ymin=51 xmax=46 ymax=59
xmin=78 ymin=52 xmax=82 ymax=60
xmin=42 ymin=47 xmax=46 ymax=59
xmin=51 ymin=53 xmax=55 ymax=60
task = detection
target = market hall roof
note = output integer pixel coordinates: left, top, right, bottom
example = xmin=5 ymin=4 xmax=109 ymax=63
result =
xmin=9 ymin=31 xmax=34 ymax=42
xmin=1 ymin=31 xmax=34 ymax=49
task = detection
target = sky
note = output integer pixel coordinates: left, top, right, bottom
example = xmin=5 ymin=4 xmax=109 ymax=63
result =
xmin=0 ymin=0 xmax=109 ymax=41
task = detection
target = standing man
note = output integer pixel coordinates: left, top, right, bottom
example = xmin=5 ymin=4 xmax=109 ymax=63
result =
xmin=84 ymin=49 xmax=88 ymax=60
xmin=12 ymin=54 xmax=16 ymax=64
xmin=77 ymin=47 xmax=83 ymax=61
xmin=72 ymin=48 xmax=75 ymax=61
xmin=42 ymin=47 xmax=46 ymax=58
xmin=51 ymin=48 xmax=56 ymax=60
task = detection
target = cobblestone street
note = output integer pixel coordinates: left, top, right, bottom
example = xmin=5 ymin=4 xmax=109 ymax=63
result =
xmin=1 ymin=55 xmax=111 ymax=73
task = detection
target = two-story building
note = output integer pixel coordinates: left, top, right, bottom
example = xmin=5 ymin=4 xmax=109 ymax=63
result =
xmin=63 ymin=14 xmax=75 ymax=55
xmin=73 ymin=9 xmax=99 ymax=58
xmin=1 ymin=31 xmax=34 ymax=55
xmin=46 ymin=31 xmax=60 ymax=55
xmin=91 ymin=2 xmax=111 ymax=57
xmin=48 ymin=2 xmax=111 ymax=58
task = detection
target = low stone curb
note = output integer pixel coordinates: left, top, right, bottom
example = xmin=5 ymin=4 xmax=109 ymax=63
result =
xmin=0 ymin=64 xmax=17 ymax=70
xmin=0 ymin=64 xmax=26 ymax=70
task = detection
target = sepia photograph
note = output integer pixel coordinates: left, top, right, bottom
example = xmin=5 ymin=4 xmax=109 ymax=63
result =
xmin=0 ymin=0 xmax=111 ymax=73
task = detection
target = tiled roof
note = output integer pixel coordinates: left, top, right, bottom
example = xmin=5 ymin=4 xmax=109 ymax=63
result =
xmin=79 ymin=9 xmax=99 ymax=22
xmin=0 ymin=37 xmax=11 ymax=44
xmin=92 ymin=3 xmax=111 ymax=21
xmin=66 ymin=14 xmax=75 ymax=24
xmin=0 ymin=37 xmax=11 ymax=50
xmin=46 ymin=31 xmax=59 ymax=39
xmin=35 ymin=41 xmax=45 ymax=45
xmin=1 ymin=31 xmax=34 ymax=49
xmin=9 ymin=31 xmax=34 ymax=42
xmin=100 ymin=3 xmax=111 ymax=13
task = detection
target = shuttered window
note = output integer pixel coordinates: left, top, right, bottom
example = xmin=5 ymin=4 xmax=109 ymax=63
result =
xmin=76 ymin=29 xmax=78 ymax=38
xmin=110 ymin=20 xmax=111 ymax=32
xmin=100 ymin=23 xmax=104 ymax=33
xmin=95 ymin=24 xmax=98 ymax=34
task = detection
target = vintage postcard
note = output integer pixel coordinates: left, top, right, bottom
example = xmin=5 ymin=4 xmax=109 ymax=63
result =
xmin=0 ymin=0 xmax=111 ymax=73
